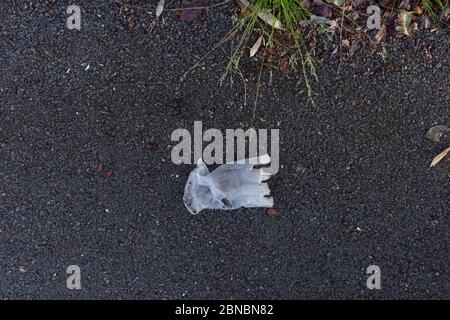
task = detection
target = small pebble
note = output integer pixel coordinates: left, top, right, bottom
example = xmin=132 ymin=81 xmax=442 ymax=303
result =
xmin=266 ymin=208 xmax=277 ymax=217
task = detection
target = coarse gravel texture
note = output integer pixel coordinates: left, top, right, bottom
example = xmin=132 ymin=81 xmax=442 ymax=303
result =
xmin=0 ymin=0 xmax=449 ymax=299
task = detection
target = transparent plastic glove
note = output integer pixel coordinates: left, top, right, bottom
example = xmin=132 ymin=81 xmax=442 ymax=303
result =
xmin=183 ymin=155 xmax=274 ymax=214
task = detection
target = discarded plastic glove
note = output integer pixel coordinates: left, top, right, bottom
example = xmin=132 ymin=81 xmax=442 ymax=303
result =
xmin=183 ymin=154 xmax=274 ymax=215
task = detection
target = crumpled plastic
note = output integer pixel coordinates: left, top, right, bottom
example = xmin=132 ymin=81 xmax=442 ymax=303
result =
xmin=183 ymin=155 xmax=274 ymax=215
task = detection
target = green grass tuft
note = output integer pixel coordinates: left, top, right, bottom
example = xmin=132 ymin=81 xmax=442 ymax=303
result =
xmin=223 ymin=0 xmax=317 ymax=102
xmin=421 ymin=0 xmax=448 ymax=21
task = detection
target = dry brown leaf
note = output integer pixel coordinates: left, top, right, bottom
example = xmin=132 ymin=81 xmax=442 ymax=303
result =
xmin=341 ymin=39 xmax=350 ymax=48
xmin=414 ymin=6 xmax=423 ymax=15
xmin=250 ymin=35 xmax=264 ymax=57
xmin=278 ymin=57 xmax=290 ymax=73
xmin=430 ymin=146 xmax=450 ymax=168
xmin=348 ymin=11 xmax=360 ymax=21
xmin=375 ymin=24 xmax=386 ymax=43
xmin=127 ymin=17 xmax=135 ymax=30
xmin=156 ymin=0 xmax=165 ymax=18
xmin=328 ymin=19 xmax=339 ymax=29
xmin=266 ymin=207 xmax=277 ymax=217
xmin=97 ymin=163 xmax=104 ymax=173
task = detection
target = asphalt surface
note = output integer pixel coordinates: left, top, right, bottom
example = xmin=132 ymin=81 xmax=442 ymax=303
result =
xmin=0 ymin=0 xmax=449 ymax=299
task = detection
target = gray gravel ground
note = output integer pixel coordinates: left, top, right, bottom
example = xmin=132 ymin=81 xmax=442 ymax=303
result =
xmin=0 ymin=0 xmax=449 ymax=299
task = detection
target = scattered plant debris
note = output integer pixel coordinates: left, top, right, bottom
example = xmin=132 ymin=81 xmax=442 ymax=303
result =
xmin=426 ymin=125 xmax=450 ymax=143
xmin=430 ymin=146 xmax=450 ymax=167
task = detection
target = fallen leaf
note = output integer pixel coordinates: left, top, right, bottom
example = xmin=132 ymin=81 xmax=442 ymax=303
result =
xmin=257 ymin=11 xmax=283 ymax=29
xmin=414 ymin=5 xmax=422 ymax=15
xmin=442 ymin=7 xmax=450 ymax=22
xmin=379 ymin=0 xmax=393 ymax=6
xmin=250 ymin=35 xmax=263 ymax=57
xmin=396 ymin=11 xmax=416 ymax=36
xmin=302 ymin=0 xmax=314 ymax=9
xmin=127 ymin=17 xmax=135 ymax=30
xmin=180 ymin=9 xmax=202 ymax=21
xmin=97 ymin=163 xmax=104 ymax=173
xmin=156 ymin=0 xmax=165 ymax=18
xmin=325 ymin=0 xmax=344 ymax=7
xmin=375 ymin=24 xmax=386 ymax=43
xmin=430 ymin=146 xmax=450 ymax=167
xmin=236 ymin=0 xmax=284 ymax=29
xmin=348 ymin=11 xmax=360 ymax=21
xmin=328 ymin=19 xmax=339 ymax=29
xmin=313 ymin=5 xmax=334 ymax=19
xmin=426 ymin=125 xmax=449 ymax=143
xmin=266 ymin=208 xmax=277 ymax=217
xmin=353 ymin=0 xmax=369 ymax=7
xmin=278 ymin=57 xmax=291 ymax=73
xmin=107 ymin=169 xmax=113 ymax=177
xmin=419 ymin=15 xmax=431 ymax=30
xmin=147 ymin=143 xmax=158 ymax=153
xmin=398 ymin=0 xmax=410 ymax=10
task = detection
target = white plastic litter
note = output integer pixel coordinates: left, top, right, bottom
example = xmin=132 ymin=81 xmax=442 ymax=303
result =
xmin=183 ymin=154 xmax=274 ymax=215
